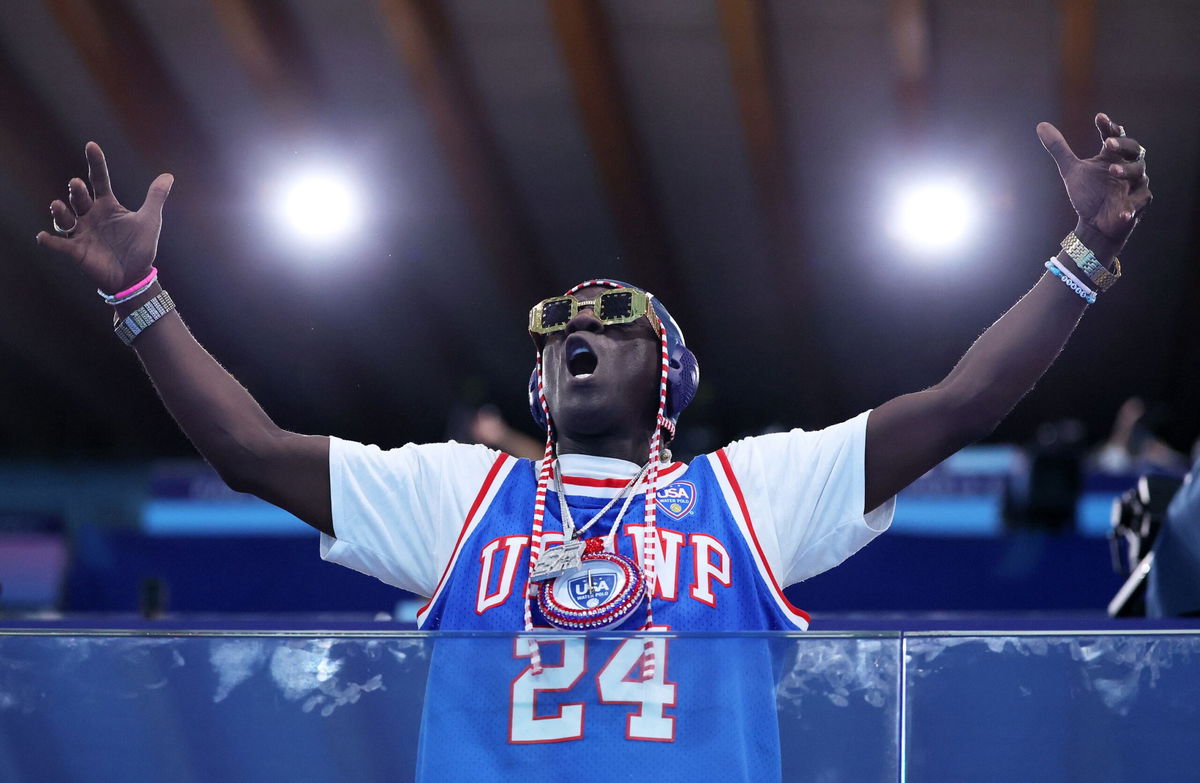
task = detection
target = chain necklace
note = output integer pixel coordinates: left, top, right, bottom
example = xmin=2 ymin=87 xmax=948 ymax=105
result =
xmin=554 ymin=458 xmax=651 ymax=549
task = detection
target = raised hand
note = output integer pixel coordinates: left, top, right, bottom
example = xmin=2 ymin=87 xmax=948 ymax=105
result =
xmin=36 ymin=142 xmax=174 ymax=296
xmin=1036 ymin=113 xmax=1151 ymax=258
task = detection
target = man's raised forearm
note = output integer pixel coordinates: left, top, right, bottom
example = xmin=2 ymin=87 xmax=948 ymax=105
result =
xmin=865 ymin=225 xmax=1138 ymax=512
xmin=114 ymin=280 xmax=333 ymax=535
xmin=836 ymin=114 xmax=1150 ymax=511
xmin=934 ymin=218 xmax=1116 ymax=434
xmin=114 ymin=281 xmax=287 ymax=491
xmin=37 ymin=143 xmax=333 ymax=533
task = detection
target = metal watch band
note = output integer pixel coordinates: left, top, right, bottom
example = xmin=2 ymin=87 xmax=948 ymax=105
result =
xmin=1061 ymin=232 xmax=1121 ymax=292
xmin=114 ymin=290 xmax=175 ymax=346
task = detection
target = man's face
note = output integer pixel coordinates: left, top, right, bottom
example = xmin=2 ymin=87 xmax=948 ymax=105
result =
xmin=539 ymin=286 xmax=662 ymax=442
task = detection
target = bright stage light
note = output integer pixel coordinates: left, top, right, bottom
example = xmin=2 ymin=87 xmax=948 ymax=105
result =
xmin=888 ymin=178 xmax=977 ymax=256
xmin=277 ymin=169 xmax=362 ymax=244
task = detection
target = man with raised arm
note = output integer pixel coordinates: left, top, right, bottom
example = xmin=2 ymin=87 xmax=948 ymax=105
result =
xmin=36 ymin=113 xmax=1150 ymax=780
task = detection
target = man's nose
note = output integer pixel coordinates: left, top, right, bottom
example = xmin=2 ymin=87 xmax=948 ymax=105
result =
xmin=565 ymin=305 xmax=603 ymax=334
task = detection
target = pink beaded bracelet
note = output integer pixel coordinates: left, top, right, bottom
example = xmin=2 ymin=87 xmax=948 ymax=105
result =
xmin=98 ymin=267 xmax=158 ymax=305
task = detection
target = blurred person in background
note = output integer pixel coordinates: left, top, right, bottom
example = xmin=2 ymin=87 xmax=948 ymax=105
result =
xmin=467 ymin=404 xmax=543 ymax=460
xmin=1092 ymin=396 xmax=1191 ymax=476
xmin=1147 ymin=458 xmax=1200 ymax=617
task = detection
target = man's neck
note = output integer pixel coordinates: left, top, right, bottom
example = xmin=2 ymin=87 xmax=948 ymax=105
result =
xmin=555 ymin=429 xmax=655 ymax=465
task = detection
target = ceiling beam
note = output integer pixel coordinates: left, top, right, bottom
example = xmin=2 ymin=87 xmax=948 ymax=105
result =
xmin=47 ymin=0 xmax=359 ymax=434
xmin=21 ymin=6 xmax=233 ymax=448
xmin=887 ymin=0 xmax=932 ymax=137
xmin=209 ymin=0 xmax=325 ymax=130
xmin=0 ymin=45 xmax=79 ymax=213
xmin=44 ymin=0 xmax=212 ymax=182
xmin=546 ymin=0 xmax=677 ymax=296
xmin=376 ymin=0 xmax=550 ymax=298
xmin=717 ymin=0 xmax=805 ymax=288
xmin=1059 ymin=0 xmax=1097 ymax=147
xmin=717 ymin=0 xmax=836 ymax=416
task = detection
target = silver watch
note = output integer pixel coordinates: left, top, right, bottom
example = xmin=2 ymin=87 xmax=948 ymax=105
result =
xmin=115 ymin=290 xmax=175 ymax=346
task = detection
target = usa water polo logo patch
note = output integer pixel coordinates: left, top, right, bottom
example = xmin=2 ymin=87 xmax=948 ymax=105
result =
xmin=567 ymin=572 xmax=616 ymax=608
xmin=657 ymin=481 xmax=696 ymax=520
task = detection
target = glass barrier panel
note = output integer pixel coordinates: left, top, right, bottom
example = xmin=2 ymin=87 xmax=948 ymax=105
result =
xmin=904 ymin=632 xmax=1200 ymax=782
xmin=0 ymin=630 xmax=900 ymax=783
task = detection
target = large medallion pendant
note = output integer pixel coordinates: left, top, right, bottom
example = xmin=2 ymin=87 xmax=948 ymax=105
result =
xmin=537 ymin=540 xmax=646 ymax=631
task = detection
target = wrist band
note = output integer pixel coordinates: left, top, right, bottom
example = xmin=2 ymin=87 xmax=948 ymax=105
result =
xmin=115 ymin=290 xmax=175 ymax=346
xmin=99 ymin=267 xmax=158 ymax=305
xmin=1045 ymin=258 xmax=1096 ymax=304
xmin=1060 ymin=233 xmax=1121 ymax=291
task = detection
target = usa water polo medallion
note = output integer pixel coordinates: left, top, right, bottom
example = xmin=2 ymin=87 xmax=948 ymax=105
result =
xmin=538 ymin=539 xmax=646 ymax=631
xmin=657 ymin=481 xmax=696 ymax=520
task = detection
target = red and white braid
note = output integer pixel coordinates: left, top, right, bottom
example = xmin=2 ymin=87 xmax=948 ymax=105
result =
xmin=639 ymin=314 xmax=672 ymax=680
xmin=522 ymin=351 xmax=556 ymax=675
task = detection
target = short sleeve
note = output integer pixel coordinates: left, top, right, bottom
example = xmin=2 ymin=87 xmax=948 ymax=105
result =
xmin=720 ymin=410 xmax=894 ymax=586
xmin=319 ymin=437 xmax=503 ymax=597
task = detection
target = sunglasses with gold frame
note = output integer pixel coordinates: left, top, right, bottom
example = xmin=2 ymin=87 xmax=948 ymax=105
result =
xmin=528 ymin=288 xmax=662 ymax=339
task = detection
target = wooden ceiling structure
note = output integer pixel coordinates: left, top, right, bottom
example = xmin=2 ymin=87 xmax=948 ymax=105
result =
xmin=1 ymin=0 xmax=1197 ymax=458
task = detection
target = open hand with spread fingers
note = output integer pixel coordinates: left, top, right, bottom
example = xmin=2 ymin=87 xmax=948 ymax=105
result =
xmin=1036 ymin=113 xmax=1151 ymax=261
xmin=35 ymin=142 xmax=174 ymax=297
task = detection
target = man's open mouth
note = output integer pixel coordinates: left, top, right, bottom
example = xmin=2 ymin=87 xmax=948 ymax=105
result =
xmin=566 ymin=342 xmax=598 ymax=378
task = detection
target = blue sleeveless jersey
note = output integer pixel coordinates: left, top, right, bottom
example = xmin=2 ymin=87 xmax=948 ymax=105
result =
xmin=415 ymin=452 xmax=808 ymax=782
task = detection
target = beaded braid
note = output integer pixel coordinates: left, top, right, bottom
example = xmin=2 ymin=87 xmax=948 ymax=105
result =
xmin=638 ymin=321 xmax=672 ymax=680
xmin=521 ymin=351 xmax=556 ymax=675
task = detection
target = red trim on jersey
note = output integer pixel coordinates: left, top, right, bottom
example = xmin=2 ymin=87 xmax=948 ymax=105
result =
xmin=417 ymin=452 xmax=510 ymax=621
xmin=714 ymin=448 xmax=811 ymax=624
xmin=560 ymin=474 xmax=637 ymax=488
xmin=553 ymin=463 xmax=685 ymax=488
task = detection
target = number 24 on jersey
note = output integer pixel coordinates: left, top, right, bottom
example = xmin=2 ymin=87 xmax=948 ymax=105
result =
xmin=509 ymin=635 xmax=676 ymax=743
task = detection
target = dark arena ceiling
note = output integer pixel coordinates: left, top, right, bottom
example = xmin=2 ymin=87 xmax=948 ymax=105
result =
xmin=1 ymin=0 xmax=1198 ymax=460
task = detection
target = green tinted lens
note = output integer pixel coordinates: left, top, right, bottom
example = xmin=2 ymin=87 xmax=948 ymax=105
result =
xmin=539 ymin=298 xmax=575 ymax=329
xmin=597 ymin=291 xmax=634 ymax=322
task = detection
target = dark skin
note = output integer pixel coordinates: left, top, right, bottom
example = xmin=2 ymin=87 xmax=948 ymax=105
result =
xmin=35 ymin=113 xmax=1150 ymax=538
xmin=538 ymin=285 xmax=663 ymax=463
xmin=864 ymin=115 xmax=1149 ymax=511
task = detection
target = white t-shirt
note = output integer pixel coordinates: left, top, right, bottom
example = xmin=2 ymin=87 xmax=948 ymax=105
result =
xmin=321 ymin=410 xmax=893 ymax=597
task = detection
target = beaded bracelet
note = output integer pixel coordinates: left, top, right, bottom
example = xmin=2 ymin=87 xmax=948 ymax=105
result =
xmin=98 ymin=267 xmax=158 ymax=305
xmin=1045 ymin=258 xmax=1097 ymax=305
